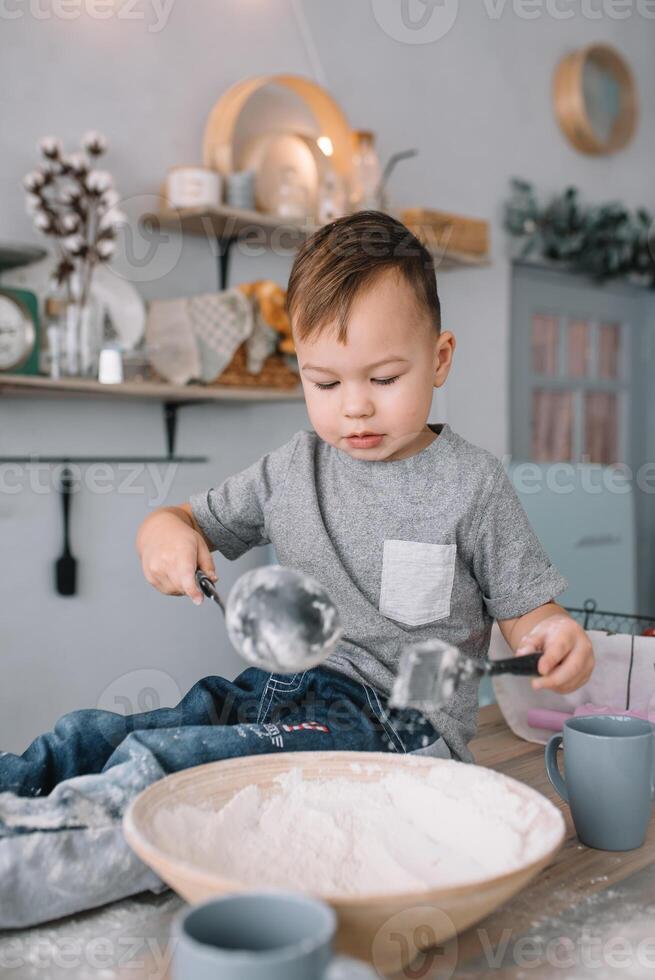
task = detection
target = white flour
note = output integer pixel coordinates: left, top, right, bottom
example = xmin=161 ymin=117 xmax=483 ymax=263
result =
xmin=153 ymin=761 xmax=564 ymax=896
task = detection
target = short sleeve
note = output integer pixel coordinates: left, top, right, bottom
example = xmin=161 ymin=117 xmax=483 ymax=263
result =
xmin=471 ymin=462 xmax=568 ymax=620
xmin=189 ymin=433 xmax=300 ymax=560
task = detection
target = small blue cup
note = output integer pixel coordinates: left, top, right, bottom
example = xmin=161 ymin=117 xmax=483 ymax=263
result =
xmin=545 ymin=714 xmax=655 ymax=850
xmin=172 ymin=891 xmax=337 ymax=980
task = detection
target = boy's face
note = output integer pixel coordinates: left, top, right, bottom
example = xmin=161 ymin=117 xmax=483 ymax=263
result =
xmin=294 ymin=268 xmax=455 ymax=462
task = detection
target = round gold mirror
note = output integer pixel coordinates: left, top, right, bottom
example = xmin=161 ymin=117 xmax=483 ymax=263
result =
xmin=553 ymin=44 xmax=638 ymax=156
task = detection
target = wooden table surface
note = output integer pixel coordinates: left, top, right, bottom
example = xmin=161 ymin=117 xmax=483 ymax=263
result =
xmin=444 ymin=703 xmax=655 ymax=978
xmin=1 ymin=704 xmax=653 ymax=979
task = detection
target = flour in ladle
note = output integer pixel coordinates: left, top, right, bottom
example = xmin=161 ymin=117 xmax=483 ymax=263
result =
xmin=152 ymin=761 xmax=563 ymax=896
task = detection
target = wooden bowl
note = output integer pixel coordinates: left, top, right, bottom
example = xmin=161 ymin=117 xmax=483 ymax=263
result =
xmin=123 ymin=752 xmax=564 ymax=975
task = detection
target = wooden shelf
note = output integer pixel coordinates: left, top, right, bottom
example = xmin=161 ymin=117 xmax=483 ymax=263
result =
xmin=154 ymin=204 xmax=491 ymax=273
xmin=0 ymin=374 xmax=304 ymax=462
xmin=0 ymin=374 xmax=304 ymax=403
xmin=154 ymin=203 xmax=309 ymax=247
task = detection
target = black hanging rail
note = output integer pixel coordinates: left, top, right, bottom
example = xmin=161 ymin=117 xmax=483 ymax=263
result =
xmin=0 ymin=456 xmax=206 ymax=464
xmin=0 ymin=401 xmax=207 ymax=464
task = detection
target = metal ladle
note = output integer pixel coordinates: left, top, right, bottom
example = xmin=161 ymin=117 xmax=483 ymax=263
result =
xmin=390 ymin=638 xmax=544 ymax=711
xmin=195 ymin=565 xmax=342 ymax=673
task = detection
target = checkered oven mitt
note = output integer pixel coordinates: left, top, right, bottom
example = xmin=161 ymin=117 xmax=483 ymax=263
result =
xmin=146 ymin=288 xmax=278 ymax=385
xmin=189 ymin=288 xmax=253 ymax=382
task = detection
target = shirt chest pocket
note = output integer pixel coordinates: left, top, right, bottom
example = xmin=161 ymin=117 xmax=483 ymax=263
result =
xmin=379 ymin=539 xmax=456 ymax=627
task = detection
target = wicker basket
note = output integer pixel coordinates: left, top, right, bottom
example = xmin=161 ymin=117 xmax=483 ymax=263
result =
xmin=148 ymin=342 xmax=301 ymax=391
xmin=210 ymin=342 xmax=300 ymax=389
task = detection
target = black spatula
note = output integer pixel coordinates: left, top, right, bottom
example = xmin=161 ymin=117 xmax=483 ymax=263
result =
xmin=55 ymin=466 xmax=77 ymax=596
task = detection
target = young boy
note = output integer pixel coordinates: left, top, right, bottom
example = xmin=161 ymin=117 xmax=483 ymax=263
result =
xmin=2 ymin=211 xmax=594 ymax=799
xmin=136 ymin=210 xmax=594 ymax=766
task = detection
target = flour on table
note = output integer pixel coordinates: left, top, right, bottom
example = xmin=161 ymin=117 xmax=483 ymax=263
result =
xmin=152 ymin=761 xmax=563 ymax=897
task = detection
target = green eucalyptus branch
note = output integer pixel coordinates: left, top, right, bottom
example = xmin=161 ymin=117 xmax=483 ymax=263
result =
xmin=504 ymin=178 xmax=655 ymax=289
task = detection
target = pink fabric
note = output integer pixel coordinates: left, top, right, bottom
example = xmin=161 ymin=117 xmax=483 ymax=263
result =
xmin=527 ymin=705 xmax=650 ymax=732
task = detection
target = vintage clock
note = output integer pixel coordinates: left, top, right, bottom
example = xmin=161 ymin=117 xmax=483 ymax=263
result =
xmin=0 ymin=288 xmax=40 ymax=374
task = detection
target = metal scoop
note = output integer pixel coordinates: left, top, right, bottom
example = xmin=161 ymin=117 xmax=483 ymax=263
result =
xmin=390 ymin=638 xmax=544 ymax=711
xmin=195 ymin=565 xmax=342 ymax=673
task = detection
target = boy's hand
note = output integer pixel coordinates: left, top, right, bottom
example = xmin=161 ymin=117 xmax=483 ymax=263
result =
xmin=515 ymin=614 xmax=595 ymax=693
xmin=137 ymin=508 xmax=217 ymax=606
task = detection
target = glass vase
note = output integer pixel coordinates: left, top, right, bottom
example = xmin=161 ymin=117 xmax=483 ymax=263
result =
xmin=64 ymin=296 xmax=102 ymax=378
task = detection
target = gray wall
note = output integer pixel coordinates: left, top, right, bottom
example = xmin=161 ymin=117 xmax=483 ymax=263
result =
xmin=1 ymin=1 xmax=654 ymax=750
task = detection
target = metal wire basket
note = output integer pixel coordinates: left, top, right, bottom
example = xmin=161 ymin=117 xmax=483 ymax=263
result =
xmin=565 ymin=599 xmax=655 ymax=636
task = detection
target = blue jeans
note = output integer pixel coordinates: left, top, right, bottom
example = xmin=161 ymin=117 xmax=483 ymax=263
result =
xmin=0 ymin=665 xmax=441 ymax=798
xmin=0 ymin=665 xmax=444 ymax=928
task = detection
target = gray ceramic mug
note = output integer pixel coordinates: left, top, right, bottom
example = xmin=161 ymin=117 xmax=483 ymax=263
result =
xmin=172 ymin=891 xmax=336 ymax=980
xmin=545 ymin=714 xmax=655 ymax=850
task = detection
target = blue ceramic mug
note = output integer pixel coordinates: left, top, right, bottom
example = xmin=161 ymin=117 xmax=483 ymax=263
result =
xmin=545 ymin=714 xmax=655 ymax=850
xmin=172 ymin=891 xmax=337 ymax=980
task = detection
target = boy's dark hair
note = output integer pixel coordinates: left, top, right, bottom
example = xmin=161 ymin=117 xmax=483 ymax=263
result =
xmin=286 ymin=210 xmax=441 ymax=343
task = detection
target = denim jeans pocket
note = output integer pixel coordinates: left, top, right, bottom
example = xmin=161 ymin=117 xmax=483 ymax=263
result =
xmin=256 ymin=672 xmax=308 ymax=724
xmin=267 ymin=672 xmax=307 ymax=692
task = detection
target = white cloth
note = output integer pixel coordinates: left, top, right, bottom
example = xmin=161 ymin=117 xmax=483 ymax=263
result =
xmin=145 ymin=296 xmax=200 ymax=386
xmin=145 ymin=288 xmax=275 ymax=385
xmin=489 ymin=624 xmax=655 ymax=744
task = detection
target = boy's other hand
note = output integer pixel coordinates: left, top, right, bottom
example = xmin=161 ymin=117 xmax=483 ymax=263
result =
xmin=137 ymin=508 xmax=217 ymax=605
xmin=515 ymin=614 xmax=595 ymax=694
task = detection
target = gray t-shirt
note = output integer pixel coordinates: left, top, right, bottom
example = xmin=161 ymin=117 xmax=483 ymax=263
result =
xmin=190 ymin=423 xmax=568 ymax=762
